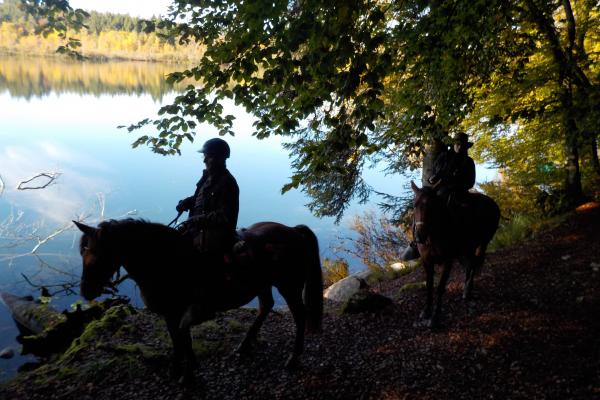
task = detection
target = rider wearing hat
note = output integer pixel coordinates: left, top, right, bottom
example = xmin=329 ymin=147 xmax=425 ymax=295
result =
xmin=401 ymin=132 xmax=476 ymax=261
xmin=428 ymin=132 xmax=476 ymax=202
xmin=176 ymin=138 xmax=239 ymax=254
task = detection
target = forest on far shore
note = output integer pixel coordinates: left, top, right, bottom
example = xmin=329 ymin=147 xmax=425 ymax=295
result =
xmin=0 ymin=0 xmax=203 ymax=61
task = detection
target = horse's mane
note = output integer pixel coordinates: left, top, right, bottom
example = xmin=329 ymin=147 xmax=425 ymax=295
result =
xmin=99 ymin=218 xmax=174 ymax=232
xmin=97 ymin=218 xmax=184 ymax=246
xmin=419 ymin=186 xmax=437 ymax=196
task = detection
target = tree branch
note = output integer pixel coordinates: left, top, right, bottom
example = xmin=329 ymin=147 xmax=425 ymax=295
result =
xmin=17 ymin=172 xmax=61 ymax=190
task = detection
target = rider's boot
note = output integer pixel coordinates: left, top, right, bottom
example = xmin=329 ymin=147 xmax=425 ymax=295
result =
xmin=401 ymin=241 xmax=420 ymax=261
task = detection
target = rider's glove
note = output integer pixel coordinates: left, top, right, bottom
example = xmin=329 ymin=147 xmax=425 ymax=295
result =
xmin=176 ymin=200 xmax=187 ymax=213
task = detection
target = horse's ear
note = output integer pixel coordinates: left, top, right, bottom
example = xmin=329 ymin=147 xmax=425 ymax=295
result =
xmin=72 ymin=220 xmax=97 ymax=236
xmin=410 ymin=180 xmax=421 ymax=193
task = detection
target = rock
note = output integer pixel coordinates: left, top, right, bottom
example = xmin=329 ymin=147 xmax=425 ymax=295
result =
xmin=390 ymin=260 xmax=419 ymax=272
xmin=0 ymin=347 xmax=15 ymax=359
xmin=342 ymin=288 xmax=393 ymax=314
xmin=324 ymin=270 xmax=372 ymax=303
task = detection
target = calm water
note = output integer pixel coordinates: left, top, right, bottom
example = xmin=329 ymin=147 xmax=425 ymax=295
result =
xmin=0 ymin=56 xmax=414 ymax=379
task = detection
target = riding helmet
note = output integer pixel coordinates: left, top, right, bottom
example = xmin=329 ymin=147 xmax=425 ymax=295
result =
xmin=199 ymin=138 xmax=231 ymax=159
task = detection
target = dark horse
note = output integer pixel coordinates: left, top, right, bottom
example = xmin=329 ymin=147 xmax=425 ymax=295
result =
xmin=410 ymin=181 xmax=500 ymax=328
xmin=73 ymin=219 xmax=323 ymax=383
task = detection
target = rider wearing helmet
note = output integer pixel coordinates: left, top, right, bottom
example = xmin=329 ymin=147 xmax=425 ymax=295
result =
xmin=176 ymin=138 xmax=239 ymax=254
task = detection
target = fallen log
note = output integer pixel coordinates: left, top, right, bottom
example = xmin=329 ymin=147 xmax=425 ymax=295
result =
xmin=0 ymin=292 xmax=128 ymax=357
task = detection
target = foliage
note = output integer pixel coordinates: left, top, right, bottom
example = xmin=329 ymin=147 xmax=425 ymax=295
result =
xmin=0 ymin=0 xmax=202 ymax=61
xmin=481 ymin=174 xmax=575 ymax=252
xmin=479 ymin=179 xmax=545 ymax=217
xmin=18 ymin=0 xmax=600 ymax=221
xmin=321 ymin=257 xmax=349 ymax=287
xmin=334 ymin=210 xmax=407 ymax=271
xmin=466 ymin=0 xmax=600 ymax=204
xmin=489 ymin=214 xmax=537 ymax=252
xmin=112 ymin=0 xmax=520 ymax=221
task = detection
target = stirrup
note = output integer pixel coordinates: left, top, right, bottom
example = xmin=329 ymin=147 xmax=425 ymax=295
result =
xmin=232 ymin=240 xmax=247 ymax=253
xmin=401 ymin=245 xmax=420 ymax=261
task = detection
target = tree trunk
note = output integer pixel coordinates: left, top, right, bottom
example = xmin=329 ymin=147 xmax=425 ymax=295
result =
xmin=563 ymin=90 xmax=583 ymax=204
xmin=592 ymin=136 xmax=600 ymax=177
xmin=564 ymin=130 xmax=582 ymax=202
xmin=422 ymin=136 xmax=446 ymax=187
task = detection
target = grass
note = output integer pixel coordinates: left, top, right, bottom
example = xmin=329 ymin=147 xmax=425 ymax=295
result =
xmin=489 ymin=213 xmax=568 ymax=252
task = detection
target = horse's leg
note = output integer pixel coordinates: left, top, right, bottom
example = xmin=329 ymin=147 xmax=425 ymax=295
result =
xmin=165 ymin=315 xmax=185 ymax=379
xmin=235 ymin=288 xmax=274 ymax=355
xmin=278 ymin=286 xmax=305 ymax=370
xmin=420 ymin=260 xmax=434 ymax=320
xmin=461 ymin=255 xmax=474 ymax=301
xmin=430 ymin=259 xmax=453 ymax=329
xmin=179 ymin=304 xmax=219 ymax=379
xmin=464 ymin=244 xmax=487 ymax=301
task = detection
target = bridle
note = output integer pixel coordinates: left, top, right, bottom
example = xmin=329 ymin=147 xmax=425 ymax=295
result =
xmin=81 ymin=245 xmax=129 ymax=296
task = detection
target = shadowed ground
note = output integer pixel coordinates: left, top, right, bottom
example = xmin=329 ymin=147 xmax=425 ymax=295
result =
xmin=1 ymin=203 xmax=598 ymax=399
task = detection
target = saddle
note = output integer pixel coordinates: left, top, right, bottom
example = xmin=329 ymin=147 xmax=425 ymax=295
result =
xmin=227 ymin=228 xmax=276 ymax=266
xmin=445 ymin=191 xmax=475 ymax=231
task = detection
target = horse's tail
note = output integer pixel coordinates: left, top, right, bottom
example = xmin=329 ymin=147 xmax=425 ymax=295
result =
xmin=472 ymin=194 xmax=501 ymax=272
xmin=295 ymin=224 xmax=323 ymax=333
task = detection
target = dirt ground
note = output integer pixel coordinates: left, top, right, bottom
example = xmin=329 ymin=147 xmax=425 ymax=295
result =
xmin=1 ymin=203 xmax=599 ymax=400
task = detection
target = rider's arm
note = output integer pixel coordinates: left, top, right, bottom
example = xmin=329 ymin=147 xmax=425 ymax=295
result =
xmin=177 ymin=196 xmax=195 ymax=213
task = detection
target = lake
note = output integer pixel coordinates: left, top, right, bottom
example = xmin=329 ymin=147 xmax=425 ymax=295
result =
xmin=0 ymin=55 xmax=419 ymax=379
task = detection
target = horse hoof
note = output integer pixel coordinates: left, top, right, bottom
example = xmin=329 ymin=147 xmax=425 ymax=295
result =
xmin=284 ymin=355 xmax=300 ymax=371
xmin=178 ymin=373 xmax=195 ymax=387
xmin=419 ymin=310 xmax=432 ymax=320
xmin=169 ymin=364 xmax=182 ymax=380
xmin=412 ymin=319 xmax=430 ymax=328
xmin=428 ymin=317 xmax=443 ymax=330
xmin=234 ymin=342 xmax=252 ymax=357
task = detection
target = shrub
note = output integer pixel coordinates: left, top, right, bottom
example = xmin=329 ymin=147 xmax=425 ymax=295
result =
xmin=322 ymin=257 xmax=349 ymax=287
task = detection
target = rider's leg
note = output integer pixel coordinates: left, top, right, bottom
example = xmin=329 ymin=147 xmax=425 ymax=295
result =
xmin=401 ymin=220 xmax=420 ymax=261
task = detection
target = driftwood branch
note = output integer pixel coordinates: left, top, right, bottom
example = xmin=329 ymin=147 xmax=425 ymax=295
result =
xmin=21 ymin=273 xmax=78 ymax=297
xmin=17 ymin=172 xmax=61 ymax=191
xmin=30 ymin=222 xmax=73 ymax=254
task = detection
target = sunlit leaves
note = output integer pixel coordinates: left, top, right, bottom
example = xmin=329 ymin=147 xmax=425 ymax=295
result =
xmin=20 ymin=0 xmax=88 ymax=59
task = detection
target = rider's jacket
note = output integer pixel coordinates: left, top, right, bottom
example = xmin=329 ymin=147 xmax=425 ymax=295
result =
xmin=430 ymin=149 xmax=475 ymax=197
xmin=178 ymin=168 xmax=239 ymax=252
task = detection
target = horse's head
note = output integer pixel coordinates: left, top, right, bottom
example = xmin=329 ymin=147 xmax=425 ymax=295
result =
xmin=410 ymin=181 xmax=442 ymax=244
xmin=73 ymin=221 xmax=121 ymax=301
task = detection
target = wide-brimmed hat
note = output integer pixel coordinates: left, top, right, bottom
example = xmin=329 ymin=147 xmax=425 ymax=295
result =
xmin=453 ymin=132 xmax=473 ymax=148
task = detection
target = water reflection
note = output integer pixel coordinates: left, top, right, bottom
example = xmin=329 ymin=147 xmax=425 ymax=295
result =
xmin=0 ymin=55 xmax=186 ymax=100
xmin=0 ymin=142 xmax=111 ymax=224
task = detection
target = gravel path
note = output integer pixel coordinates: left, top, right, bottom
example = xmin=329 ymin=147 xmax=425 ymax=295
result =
xmin=1 ymin=203 xmax=599 ymax=399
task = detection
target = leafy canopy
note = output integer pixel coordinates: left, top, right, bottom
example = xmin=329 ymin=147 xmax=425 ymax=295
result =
xmin=21 ymin=0 xmax=599 ymax=220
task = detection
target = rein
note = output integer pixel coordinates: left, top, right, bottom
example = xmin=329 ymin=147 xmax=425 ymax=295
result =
xmin=168 ymin=211 xmax=184 ymax=227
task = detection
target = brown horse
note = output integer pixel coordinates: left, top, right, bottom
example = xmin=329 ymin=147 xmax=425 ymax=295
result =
xmin=410 ymin=181 xmax=500 ymax=328
xmin=73 ymin=219 xmax=323 ymax=383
